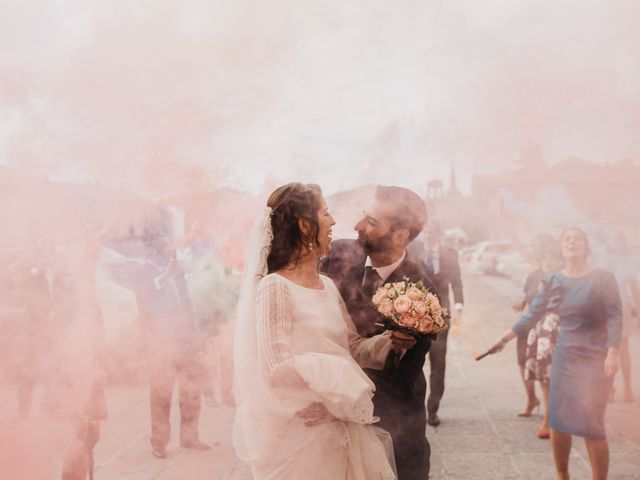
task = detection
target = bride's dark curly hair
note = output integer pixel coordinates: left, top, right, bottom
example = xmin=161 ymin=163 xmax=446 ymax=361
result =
xmin=266 ymin=182 xmax=323 ymax=273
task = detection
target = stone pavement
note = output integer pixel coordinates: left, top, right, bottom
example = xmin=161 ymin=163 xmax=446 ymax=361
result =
xmin=1 ymin=269 xmax=639 ymax=479
xmin=430 ymin=272 xmax=640 ymax=479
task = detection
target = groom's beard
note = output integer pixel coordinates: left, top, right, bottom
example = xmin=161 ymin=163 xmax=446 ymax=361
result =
xmin=358 ymin=230 xmax=394 ymax=256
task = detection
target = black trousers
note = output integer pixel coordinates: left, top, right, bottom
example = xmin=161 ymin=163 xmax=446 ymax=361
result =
xmin=148 ymin=338 xmax=202 ymax=448
xmin=427 ymin=328 xmax=449 ymax=416
xmin=373 ymin=374 xmax=430 ymax=480
xmin=378 ymin=402 xmax=430 ymax=480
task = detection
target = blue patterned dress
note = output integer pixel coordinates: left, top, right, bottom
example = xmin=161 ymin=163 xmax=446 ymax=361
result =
xmin=513 ymin=268 xmax=622 ymax=439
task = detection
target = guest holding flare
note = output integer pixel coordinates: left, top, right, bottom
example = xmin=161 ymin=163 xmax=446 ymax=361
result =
xmin=487 ymin=227 xmax=622 ymax=480
xmin=512 ymin=234 xmax=562 ymax=439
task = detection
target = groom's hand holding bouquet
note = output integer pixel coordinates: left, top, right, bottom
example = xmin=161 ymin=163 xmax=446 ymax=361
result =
xmin=372 ymin=277 xmax=448 ymax=378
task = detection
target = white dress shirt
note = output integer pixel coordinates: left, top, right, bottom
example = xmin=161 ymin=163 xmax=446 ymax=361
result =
xmin=365 ymin=251 xmax=406 ymax=283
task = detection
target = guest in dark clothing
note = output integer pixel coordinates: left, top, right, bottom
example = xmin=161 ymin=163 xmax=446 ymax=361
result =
xmin=108 ymin=233 xmax=210 ymax=459
xmin=15 ymin=251 xmax=56 ymax=419
xmin=514 ymin=269 xmax=545 ymax=386
xmin=408 ymin=223 xmax=464 ymax=427
xmin=511 ymin=234 xmax=561 ymax=437
xmin=522 ymin=235 xmax=563 ymax=439
xmin=488 ymin=227 xmax=622 ymax=480
xmin=42 ymin=229 xmax=107 ymax=480
xmin=9 ymin=228 xmax=107 ymax=480
xmin=323 ymin=185 xmax=437 ymax=480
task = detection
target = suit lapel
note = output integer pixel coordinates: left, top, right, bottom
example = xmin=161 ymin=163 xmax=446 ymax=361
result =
xmin=387 ymin=256 xmax=417 ymax=284
xmin=390 ymin=255 xmax=438 ymax=295
xmin=334 ymin=242 xmax=368 ymax=308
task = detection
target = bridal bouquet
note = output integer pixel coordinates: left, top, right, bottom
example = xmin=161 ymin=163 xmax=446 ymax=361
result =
xmin=372 ymin=277 xmax=447 ymax=378
xmin=372 ymin=278 xmax=447 ymax=335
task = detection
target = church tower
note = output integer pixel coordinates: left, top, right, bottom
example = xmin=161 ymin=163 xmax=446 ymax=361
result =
xmin=427 ymin=179 xmax=444 ymax=198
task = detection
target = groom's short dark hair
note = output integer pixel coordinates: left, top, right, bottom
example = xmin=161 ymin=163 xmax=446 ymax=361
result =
xmin=374 ymin=185 xmax=428 ymax=242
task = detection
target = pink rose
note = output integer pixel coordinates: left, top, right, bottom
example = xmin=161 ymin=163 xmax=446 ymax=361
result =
xmin=413 ymin=300 xmax=427 ymax=316
xmin=428 ymin=294 xmax=442 ymax=309
xmin=372 ymin=290 xmax=385 ymax=306
xmin=399 ymin=312 xmax=418 ymax=328
xmin=421 ymin=317 xmax=435 ymax=333
xmin=393 ymin=295 xmax=412 ymax=314
xmin=416 ymin=318 xmax=428 ymax=332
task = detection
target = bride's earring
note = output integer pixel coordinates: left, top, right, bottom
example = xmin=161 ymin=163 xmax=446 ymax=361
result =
xmin=307 ymin=242 xmax=313 ymax=251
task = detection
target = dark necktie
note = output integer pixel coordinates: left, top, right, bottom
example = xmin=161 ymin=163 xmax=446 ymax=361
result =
xmin=362 ymin=266 xmax=383 ymax=297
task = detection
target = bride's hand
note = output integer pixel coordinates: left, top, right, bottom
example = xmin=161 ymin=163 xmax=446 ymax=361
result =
xmin=296 ymin=402 xmax=335 ymax=426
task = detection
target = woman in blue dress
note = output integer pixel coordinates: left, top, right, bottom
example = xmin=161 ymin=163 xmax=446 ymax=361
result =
xmin=488 ymin=227 xmax=622 ymax=480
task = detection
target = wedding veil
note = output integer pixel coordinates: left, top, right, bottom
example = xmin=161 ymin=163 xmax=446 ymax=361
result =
xmin=232 ymin=206 xmax=275 ymax=464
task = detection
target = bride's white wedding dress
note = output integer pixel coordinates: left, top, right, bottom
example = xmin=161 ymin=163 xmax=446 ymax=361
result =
xmin=233 ymin=273 xmax=397 ymax=480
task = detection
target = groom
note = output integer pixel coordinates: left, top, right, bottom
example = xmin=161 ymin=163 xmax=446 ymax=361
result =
xmin=322 ymin=185 xmax=437 ymax=480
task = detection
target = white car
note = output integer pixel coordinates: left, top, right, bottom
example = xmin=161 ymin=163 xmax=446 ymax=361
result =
xmin=469 ymin=241 xmax=513 ymax=274
xmin=495 ymin=251 xmax=530 ymax=280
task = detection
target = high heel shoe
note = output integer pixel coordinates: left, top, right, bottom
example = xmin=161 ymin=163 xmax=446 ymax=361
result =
xmin=623 ymin=388 xmax=634 ymax=403
xmin=518 ymin=398 xmax=540 ymax=417
xmin=537 ymin=424 xmax=550 ymax=439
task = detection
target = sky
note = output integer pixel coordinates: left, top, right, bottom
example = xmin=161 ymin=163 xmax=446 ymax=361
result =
xmin=1 ymin=0 xmax=639 ymax=196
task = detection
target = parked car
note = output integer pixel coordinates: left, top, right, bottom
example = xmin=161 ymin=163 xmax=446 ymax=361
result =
xmin=469 ymin=241 xmax=513 ymax=274
xmin=495 ymin=251 xmax=530 ymax=280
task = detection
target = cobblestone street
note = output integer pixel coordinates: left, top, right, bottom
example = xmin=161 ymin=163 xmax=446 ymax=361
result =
xmin=2 ymin=270 xmax=639 ymax=479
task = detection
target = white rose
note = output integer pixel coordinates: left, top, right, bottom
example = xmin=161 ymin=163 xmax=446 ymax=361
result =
xmin=379 ymin=298 xmax=394 ymax=316
xmin=372 ymin=290 xmax=385 ymax=305
xmin=406 ymin=286 xmax=423 ymax=301
xmin=394 ymin=281 xmax=406 ymax=294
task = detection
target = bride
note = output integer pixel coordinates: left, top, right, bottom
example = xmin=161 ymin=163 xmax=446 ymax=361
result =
xmin=233 ymin=182 xmax=398 ymax=479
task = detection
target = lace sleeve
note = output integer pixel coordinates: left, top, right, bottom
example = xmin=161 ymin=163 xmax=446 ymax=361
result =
xmin=325 ymin=276 xmax=392 ymax=370
xmin=255 ymin=274 xmax=293 ymax=375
